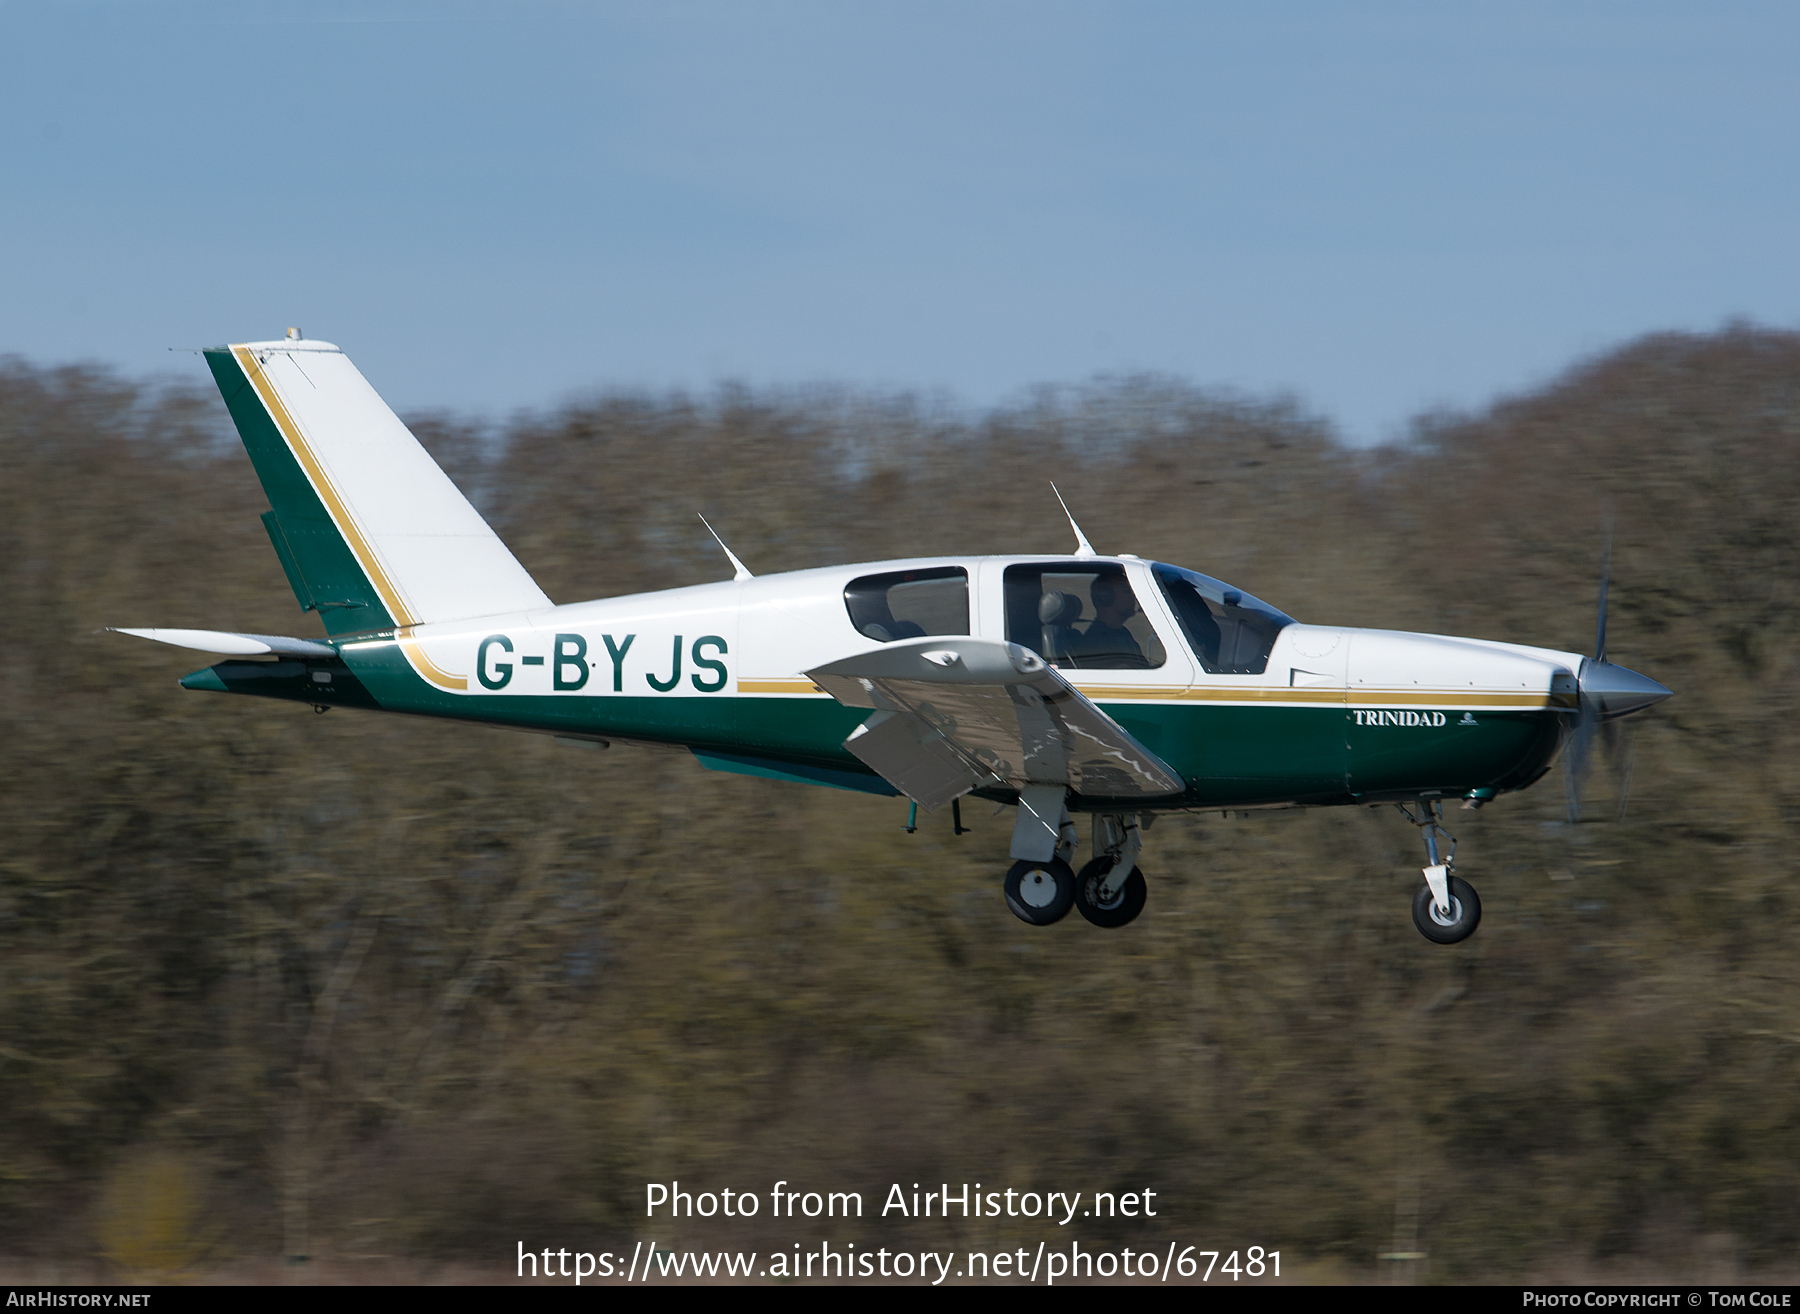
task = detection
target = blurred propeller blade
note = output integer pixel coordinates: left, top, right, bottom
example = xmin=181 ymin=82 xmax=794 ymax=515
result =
xmin=1563 ymin=700 xmax=1597 ymax=823
xmin=1565 ymin=519 xmax=1660 ymax=824
xmin=1562 ymin=742 xmax=1581 ymax=823
xmin=1614 ymin=723 xmax=1638 ymax=822
xmin=1593 ymin=528 xmax=1611 ymax=664
xmin=1566 ymin=531 xmax=1610 ymax=823
xmin=1566 ymin=662 xmax=1666 ymax=823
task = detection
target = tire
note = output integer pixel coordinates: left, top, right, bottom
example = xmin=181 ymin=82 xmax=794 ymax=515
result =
xmin=1004 ymin=858 xmax=1076 ymax=926
xmin=1412 ymin=875 xmax=1481 ymax=944
xmin=1074 ymin=857 xmax=1148 ymax=928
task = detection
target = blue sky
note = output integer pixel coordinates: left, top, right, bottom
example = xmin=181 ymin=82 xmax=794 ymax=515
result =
xmin=3 ymin=1 xmax=1797 ymax=442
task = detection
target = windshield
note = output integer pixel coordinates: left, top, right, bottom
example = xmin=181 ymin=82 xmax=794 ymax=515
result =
xmin=1151 ymin=563 xmax=1293 ymax=675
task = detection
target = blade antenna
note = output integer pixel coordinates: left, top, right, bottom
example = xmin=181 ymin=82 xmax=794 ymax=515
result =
xmin=697 ymin=514 xmax=753 ymax=581
xmin=1051 ymin=483 xmax=1097 ymax=558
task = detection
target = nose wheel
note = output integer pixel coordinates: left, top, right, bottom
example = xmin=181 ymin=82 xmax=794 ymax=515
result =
xmin=1399 ymin=800 xmax=1483 ymax=944
xmin=1412 ymin=874 xmax=1481 ymax=943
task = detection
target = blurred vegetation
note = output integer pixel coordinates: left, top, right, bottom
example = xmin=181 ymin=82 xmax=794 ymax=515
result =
xmin=95 ymin=1150 xmax=210 ymax=1279
xmin=2 ymin=327 xmax=1799 ymax=1279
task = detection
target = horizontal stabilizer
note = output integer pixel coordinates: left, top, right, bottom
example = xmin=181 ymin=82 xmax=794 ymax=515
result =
xmin=108 ymin=627 xmax=337 ymax=658
xmin=807 ymin=636 xmax=1183 ymax=809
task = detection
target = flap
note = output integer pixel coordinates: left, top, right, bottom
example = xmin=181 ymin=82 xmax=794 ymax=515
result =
xmin=806 ymin=636 xmax=1183 ymax=809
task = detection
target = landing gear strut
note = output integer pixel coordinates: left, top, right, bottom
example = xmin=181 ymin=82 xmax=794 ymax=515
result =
xmin=1074 ymin=813 xmax=1147 ymax=928
xmin=1003 ymin=791 xmax=1151 ymax=928
xmin=1004 ymin=785 xmax=1079 ymax=925
xmin=1399 ymin=800 xmax=1481 ymax=944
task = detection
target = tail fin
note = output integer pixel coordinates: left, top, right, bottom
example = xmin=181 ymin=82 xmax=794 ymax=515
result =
xmin=204 ymin=336 xmax=550 ymax=636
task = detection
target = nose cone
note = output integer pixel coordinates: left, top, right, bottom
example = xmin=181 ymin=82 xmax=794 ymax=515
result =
xmin=1578 ymin=658 xmax=1672 ymax=720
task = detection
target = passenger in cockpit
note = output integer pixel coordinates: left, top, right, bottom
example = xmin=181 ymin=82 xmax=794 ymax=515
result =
xmin=1076 ymin=574 xmax=1145 ymax=667
xmin=857 ymin=597 xmax=924 ymax=642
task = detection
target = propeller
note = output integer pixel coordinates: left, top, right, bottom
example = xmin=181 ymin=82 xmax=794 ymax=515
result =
xmin=1562 ymin=529 xmax=1671 ymax=822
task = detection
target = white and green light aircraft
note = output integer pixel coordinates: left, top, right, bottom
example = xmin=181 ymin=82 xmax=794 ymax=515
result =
xmin=113 ymin=333 xmax=1671 ymax=942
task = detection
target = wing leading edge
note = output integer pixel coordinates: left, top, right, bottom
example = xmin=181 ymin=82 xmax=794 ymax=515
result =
xmin=806 ymin=636 xmax=1184 ymax=810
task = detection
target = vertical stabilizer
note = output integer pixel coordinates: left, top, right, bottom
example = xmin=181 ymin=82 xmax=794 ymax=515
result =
xmin=204 ymin=338 xmax=550 ymax=638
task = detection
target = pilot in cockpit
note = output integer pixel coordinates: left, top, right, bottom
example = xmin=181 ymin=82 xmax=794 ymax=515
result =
xmin=1075 ymin=573 xmax=1144 ymax=666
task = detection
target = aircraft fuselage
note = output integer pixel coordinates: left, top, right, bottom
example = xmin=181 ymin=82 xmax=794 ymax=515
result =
xmin=184 ymin=553 xmax=1578 ymax=813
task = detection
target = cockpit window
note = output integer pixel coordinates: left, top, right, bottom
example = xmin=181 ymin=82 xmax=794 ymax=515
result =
xmin=1003 ymin=564 xmax=1167 ymax=669
xmin=1151 ymin=563 xmax=1292 ymax=675
xmin=845 ymin=567 xmax=969 ymax=642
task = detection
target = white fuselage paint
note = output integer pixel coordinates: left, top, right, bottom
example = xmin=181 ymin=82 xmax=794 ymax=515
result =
xmin=380 ymin=554 xmax=1584 ymax=716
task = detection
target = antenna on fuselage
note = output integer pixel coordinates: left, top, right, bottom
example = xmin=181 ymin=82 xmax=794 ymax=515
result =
xmin=1050 ymin=483 xmax=1097 ymax=558
xmin=697 ymin=514 xmax=754 ymax=581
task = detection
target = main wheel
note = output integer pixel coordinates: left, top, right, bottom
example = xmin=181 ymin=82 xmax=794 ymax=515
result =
xmin=1412 ymin=875 xmax=1481 ymax=944
xmin=1073 ymin=857 xmax=1148 ymax=928
xmin=1004 ymin=858 xmax=1075 ymax=925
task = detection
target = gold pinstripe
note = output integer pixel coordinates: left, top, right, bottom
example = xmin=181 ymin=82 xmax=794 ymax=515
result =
xmin=234 ymin=345 xmax=468 ymax=692
xmin=737 ymin=675 xmax=1563 ymax=709
xmin=396 ymin=632 xmax=468 ymax=691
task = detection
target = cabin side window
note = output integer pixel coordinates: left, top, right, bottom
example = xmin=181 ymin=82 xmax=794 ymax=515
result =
xmin=1151 ymin=562 xmax=1292 ymax=675
xmin=844 ymin=567 xmax=970 ymax=642
xmin=1002 ymin=564 xmax=1167 ymax=670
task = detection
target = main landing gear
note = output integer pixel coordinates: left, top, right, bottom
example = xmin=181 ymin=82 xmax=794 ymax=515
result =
xmin=1399 ymin=800 xmax=1481 ymax=944
xmin=1002 ymin=787 xmax=1148 ymax=928
xmin=1004 ymin=857 xmax=1075 ymax=925
xmin=1074 ymin=814 xmax=1148 ymax=928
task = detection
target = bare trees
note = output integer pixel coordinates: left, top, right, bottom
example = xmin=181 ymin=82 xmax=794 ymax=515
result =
xmin=3 ymin=332 xmax=1800 ymax=1276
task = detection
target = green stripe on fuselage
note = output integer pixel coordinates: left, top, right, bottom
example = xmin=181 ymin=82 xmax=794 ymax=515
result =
xmin=343 ymin=640 xmax=754 ymax=749
xmin=1350 ymin=709 xmax=1560 ymax=798
xmin=693 ymin=750 xmax=901 ymax=796
xmin=193 ymin=643 xmax=1563 ymax=811
xmin=181 ymin=657 xmax=383 ymax=709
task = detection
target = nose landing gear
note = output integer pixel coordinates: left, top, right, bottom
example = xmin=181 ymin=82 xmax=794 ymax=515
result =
xmin=1412 ymin=875 xmax=1481 ymax=943
xmin=1399 ymin=800 xmax=1481 ymax=944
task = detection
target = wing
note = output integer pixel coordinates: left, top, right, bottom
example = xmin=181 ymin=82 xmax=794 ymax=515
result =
xmin=806 ymin=636 xmax=1183 ymax=810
